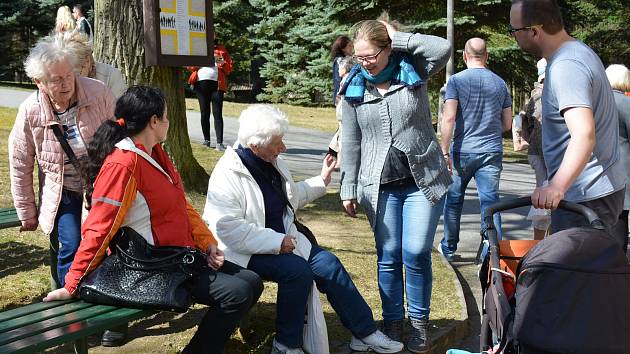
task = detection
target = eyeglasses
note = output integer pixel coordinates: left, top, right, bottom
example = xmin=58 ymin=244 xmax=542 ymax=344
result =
xmin=507 ymin=24 xmax=543 ymax=36
xmin=45 ymin=72 xmax=74 ymax=87
xmin=354 ymin=47 xmax=385 ymax=64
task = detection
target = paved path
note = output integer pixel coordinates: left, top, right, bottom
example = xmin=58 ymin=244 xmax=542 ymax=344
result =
xmin=1 ymin=86 xmax=539 ymax=351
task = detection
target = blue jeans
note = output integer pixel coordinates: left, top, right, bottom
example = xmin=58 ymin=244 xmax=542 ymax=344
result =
xmin=374 ymin=182 xmax=445 ymax=321
xmin=50 ymin=189 xmax=83 ymax=288
xmin=441 ymin=152 xmax=503 ymax=256
xmin=248 ymin=246 xmax=376 ymax=348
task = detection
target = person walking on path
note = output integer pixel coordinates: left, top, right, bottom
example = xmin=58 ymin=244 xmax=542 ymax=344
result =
xmin=8 ymin=34 xmax=115 ymax=289
xmin=187 ymin=33 xmax=233 ymax=151
xmin=605 ymin=64 xmax=630 ymax=252
xmin=339 ymin=14 xmax=452 ymax=353
xmin=72 ymin=4 xmax=92 ymax=40
xmin=439 ymin=37 xmax=512 ymax=261
xmin=510 ymin=0 xmax=625 ymax=240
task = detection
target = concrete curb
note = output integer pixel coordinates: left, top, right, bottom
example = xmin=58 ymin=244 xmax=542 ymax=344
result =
xmin=427 ymin=247 xmax=470 ymax=354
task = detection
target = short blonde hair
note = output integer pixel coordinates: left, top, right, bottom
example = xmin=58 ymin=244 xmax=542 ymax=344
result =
xmin=55 ymin=6 xmax=76 ymax=33
xmin=61 ymin=31 xmax=93 ymax=74
xmin=606 ymin=64 xmax=630 ymax=92
xmin=237 ymin=105 xmax=289 ymax=147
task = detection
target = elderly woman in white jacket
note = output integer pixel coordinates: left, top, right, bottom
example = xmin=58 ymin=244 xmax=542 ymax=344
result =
xmin=203 ymin=105 xmax=403 ymax=354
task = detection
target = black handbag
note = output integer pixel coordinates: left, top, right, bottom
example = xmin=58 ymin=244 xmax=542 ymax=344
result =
xmin=79 ymin=227 xmax=208 ymax=312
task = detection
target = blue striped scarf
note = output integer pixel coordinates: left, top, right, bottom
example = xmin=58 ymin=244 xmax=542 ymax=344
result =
xmin=340 ymin=53 xmax=424 ymax=104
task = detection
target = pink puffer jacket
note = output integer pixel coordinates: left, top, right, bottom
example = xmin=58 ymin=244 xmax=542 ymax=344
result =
xmin=8 ymin=77 xmax=115 ymax=235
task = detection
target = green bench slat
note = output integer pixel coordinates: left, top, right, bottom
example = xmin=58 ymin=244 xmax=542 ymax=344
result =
xmin=0 ymin=299 xmax=75 ymax=323
xmin=0 ymin=307 xmax=151 ymax=354
xmin=0 ymin=304 xmax=117 ymax=346
xmin=0 ymin=300 xmax=89 ymax=331
xmin=0 ymin=208 xmax=20 ymax=229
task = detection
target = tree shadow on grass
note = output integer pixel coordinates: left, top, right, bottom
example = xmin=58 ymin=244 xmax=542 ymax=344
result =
xmin=0 ymin=241 xmax=48 ymax=279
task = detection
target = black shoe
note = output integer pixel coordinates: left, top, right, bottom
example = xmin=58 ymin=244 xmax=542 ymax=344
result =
xmin=101 ymin=328 xmax=128 ymax=347
xmin=382 ymin=319 xmax=404 ymax=342
xmin=407 ymin=318 xmax=429 ymax=353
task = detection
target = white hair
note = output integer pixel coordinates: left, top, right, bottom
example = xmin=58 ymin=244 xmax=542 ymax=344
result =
xmin=606 ymin=64 xmax=630 ymax=92
xmin=61 ymin=31 xmax=93 ymax=74
xmin=24 ymin=35 xmax=78 ymax=81
xmin=237 ymin=105 xmax=289 ymax=147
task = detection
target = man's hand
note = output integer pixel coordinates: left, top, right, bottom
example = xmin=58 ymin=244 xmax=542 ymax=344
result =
xmin=43 ymin=287 xmax=72 ymax=302
xmin=531 ymin=183 xmax=565 ymax=210
xmin=342 ymin=199 xmax=358 ymax=218
xmin=20 ymin=217 xmax=38 ymax=232
xmin=206 ymin=244 xmax=225 ymax=270
xmin=444 ymin=155 xmax=453 ymax=175
xmin=280 ymin=235 xmax=296 ymax=254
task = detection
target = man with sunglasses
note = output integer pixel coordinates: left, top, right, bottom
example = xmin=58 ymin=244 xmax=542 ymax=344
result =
xmin=439 ymin=37 xmax=513 ymax=261
xmin=510 ymin=0 xmax=625 ymax=244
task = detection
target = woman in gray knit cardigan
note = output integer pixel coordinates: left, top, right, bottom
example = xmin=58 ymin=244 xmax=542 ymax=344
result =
xmin=339 ymin=17 xmax=452 ymax=353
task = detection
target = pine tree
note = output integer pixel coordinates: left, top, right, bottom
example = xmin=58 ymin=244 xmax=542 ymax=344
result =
xmin=249 ymin=0 xmax=349 ymax=105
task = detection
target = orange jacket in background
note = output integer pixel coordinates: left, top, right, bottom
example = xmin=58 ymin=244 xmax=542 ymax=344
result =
xmin=186 ymin=44 xmax=233 ymax=92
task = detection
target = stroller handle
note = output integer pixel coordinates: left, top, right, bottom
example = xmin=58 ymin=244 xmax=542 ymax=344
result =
xmin=482 ymin=196 xmax=605 ymax=231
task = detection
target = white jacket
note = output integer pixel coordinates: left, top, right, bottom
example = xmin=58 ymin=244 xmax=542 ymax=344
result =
xmin=95 ymin=62 xmax=127 ymax=99
xmin=202 ymin=147 xmax=326 ymax=268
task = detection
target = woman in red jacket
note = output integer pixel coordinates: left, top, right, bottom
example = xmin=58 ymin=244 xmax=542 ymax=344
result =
xmin=187 ymin=33 xmax=233 ymax=151
xmin=44 ymin=86 xmax=262 ymax=353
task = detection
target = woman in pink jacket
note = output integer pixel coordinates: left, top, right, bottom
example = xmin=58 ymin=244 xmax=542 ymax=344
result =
xmin=8 ymin=34 xmax=115 ymax=290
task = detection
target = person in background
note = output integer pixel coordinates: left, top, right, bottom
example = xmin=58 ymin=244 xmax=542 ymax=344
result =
xmin=63 ymin=31 xmax=127 ymax=98
xmin=9 ymin=34 xmax=114 ymax=290
xmin=510 ymin=0 xmax=624 ymax=241
xmin=328 ymin=56 xmax=355 ymax=169
xmin=339 ymin=14 xmax=451 ymax=352
xmin=72 ymin=4 xmax=92 ymax=40
xmin=439 ymin=37 xmax=513 ymax=261
xmin=331 ymin=35 xmax=353 ymax=105
xmin=522 ymin=58 xmax=550 ymax=240
xmin=203 ymin=105 xmax=403 ymax=354
xmin=43 ymin=86 xmax=263 ymax=354
xmin=187 ymin=32 xmax=233 ymax=151
xmin=605 ymin=64 xmax=630 ymax=252
xmin=55 ymin=6 xmax=76 ymax=34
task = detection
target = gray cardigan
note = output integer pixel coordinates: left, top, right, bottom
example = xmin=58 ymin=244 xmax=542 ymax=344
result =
xmin=340 ymin=31 xmax=452 ymax=225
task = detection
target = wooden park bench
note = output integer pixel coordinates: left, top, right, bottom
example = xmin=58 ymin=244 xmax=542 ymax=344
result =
xmin=0 ymin=207 xmax=20 ymax=230
xmin=0 ymin=207 xmax=155 ymax=353
xmin=0 ymin=299 xmax=153 ymax=354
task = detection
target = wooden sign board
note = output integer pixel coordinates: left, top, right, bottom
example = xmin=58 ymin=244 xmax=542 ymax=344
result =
xmin=143 ymin=0 xmax=214 ymax=67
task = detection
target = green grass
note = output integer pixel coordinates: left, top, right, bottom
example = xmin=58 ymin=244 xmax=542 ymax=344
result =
xmin=0 ymin=106 xmax=461 ymax=353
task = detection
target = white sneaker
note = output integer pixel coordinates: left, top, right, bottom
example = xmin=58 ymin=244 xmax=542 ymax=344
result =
xmin=349 ymin=329 xmax=404 ymax=353
xmin=271 ymin=338 xmax=305 ymax=354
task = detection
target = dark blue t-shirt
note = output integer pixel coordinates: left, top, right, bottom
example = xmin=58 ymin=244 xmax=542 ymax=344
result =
xmin=445 ymin=67 xmax=512 ymax=153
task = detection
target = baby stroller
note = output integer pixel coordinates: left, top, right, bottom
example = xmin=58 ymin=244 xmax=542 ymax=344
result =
xmin=478 ymin=197 xmax=630 ymax=354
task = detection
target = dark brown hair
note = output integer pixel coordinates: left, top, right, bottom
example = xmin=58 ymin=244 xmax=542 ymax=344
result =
xmin=331 ymin=36 xmax=352 ymax=59
xmin=512 ymin=0 xmax=564 ymax=34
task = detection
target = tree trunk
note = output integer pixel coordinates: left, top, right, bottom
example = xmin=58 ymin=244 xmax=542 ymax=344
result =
xmin=93 ymin=0 xmax=209 ymax=193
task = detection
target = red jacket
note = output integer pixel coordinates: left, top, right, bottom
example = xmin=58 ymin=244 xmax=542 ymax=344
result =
xmin=64 ymin=138 xmax=217 ymax=295
xmin=186 ymin=44 xmax=233 ymax=92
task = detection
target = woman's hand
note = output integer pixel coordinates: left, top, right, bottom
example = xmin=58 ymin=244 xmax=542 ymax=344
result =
xmin=342 ymin=199 xmax=358 ymax=218
xmin=43 ymin=288 xmax=72 ymax=302
xmin=20 ymin=217 xmax=38 ymax=232
xmin=206 ymin=244 xmax=225 ymax=270
xmin=280 ymin=235 xmax=296 ymax=253
xmin=321 ymin=153 xmax=336 ymax=186
xmin=379 ymin=20 xmax=398 ymax=41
